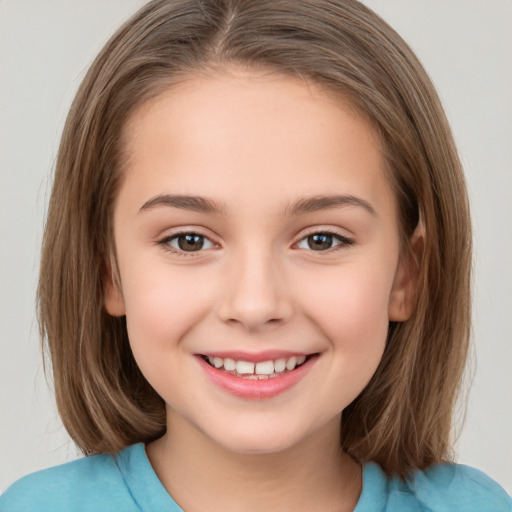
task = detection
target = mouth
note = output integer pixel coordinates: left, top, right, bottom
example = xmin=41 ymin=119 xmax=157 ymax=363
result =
xmin=197 ymin=352 xmax=318 ymax=399
xmin=200 ymin=354 xmax=311 ymax=379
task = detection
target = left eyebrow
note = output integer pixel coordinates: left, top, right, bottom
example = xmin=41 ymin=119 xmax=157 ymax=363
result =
xmin=138 ymin=194 xmax=227 ymax=215
xmin=285 ymin=194 xmax=377 ymax=216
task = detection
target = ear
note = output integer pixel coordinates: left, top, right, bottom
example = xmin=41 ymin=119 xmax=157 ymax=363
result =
xmin=388 ymin=225 xmax=424 ymax=322
xmin=104 ymin=259 xmax=126 ymax=317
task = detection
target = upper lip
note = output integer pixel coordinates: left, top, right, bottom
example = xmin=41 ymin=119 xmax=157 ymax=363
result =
xmin=198 ymin=350 xmax=315 ymax=363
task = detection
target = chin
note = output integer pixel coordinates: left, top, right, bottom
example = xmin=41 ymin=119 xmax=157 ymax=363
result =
xmin=205 ymin=419 xmax=318 ymax=456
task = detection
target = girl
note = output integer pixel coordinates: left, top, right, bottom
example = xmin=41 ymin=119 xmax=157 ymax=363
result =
xmin=1 ymin=0 xmax=510 ymax=510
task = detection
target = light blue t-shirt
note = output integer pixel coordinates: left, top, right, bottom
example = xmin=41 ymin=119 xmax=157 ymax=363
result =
xmin=1 ymin=443 xmax=510 ymax=511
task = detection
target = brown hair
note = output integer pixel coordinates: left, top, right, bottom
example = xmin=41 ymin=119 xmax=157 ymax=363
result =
xmin=38 ymin=0 xmax=471 ymax=478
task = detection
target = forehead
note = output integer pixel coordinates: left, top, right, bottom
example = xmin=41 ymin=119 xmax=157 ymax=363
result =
xmin=119 ymin=70 xmax=396 ymax=218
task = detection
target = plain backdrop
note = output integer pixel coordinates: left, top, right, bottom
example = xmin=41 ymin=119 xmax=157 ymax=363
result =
xmin=1 ymin=0 xmax=511 ymax=494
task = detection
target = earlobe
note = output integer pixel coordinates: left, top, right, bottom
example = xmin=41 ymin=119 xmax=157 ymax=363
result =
xmin=104 ymin=260 xmax=126 ymax=317
xmin=388 ymin=225 xmax=424 ymax=322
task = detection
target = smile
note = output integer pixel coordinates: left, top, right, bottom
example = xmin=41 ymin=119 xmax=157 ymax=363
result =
xmin=197 ymin=352 xmax=318 ymax=399
xmin=202 ymin=355 xmax=307 ymax=379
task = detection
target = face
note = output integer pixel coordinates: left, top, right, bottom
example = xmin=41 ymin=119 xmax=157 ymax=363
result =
xmin=106 ymin=70 xmax=414 ymax=454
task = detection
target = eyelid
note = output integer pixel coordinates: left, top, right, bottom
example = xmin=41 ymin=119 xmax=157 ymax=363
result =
xmin=157 ymin=228 xmax=220 ymax=257
xmin=156 ymin=226 xmax=353 ymax=257
xmin=294 ymin=228 xmax=354 ymax=252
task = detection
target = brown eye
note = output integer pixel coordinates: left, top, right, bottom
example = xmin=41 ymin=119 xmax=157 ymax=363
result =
xmin=176 ymin=234 xmax=205 ymax=251
xmin=161 ymin=232 xmax=216 ymax=253
xmin=297 ymin=232 xmax=352 ymax=252
xmin=307 ymin=233 xmax=333 ymax=250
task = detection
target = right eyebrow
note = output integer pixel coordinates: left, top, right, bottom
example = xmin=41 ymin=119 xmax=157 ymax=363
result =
xmin=138 ymin=194 xmax=227 ymax=215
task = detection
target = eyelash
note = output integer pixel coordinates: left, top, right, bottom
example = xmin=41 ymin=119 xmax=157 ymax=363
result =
xmin=157 ymin=231 xmax=216 ymax=257
xmin=296 ymin=229 xmax=354 ymax=253
xmin=157 ymin=229 xmax=353 ymax=257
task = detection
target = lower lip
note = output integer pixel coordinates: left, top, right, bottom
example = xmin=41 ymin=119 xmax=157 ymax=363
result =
xmin=197 ymin=355 xmax=317 ymax=400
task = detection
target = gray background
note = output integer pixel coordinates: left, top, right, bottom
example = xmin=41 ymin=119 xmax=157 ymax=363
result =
xmin=1 ymin=0 xmax=511 ymax=494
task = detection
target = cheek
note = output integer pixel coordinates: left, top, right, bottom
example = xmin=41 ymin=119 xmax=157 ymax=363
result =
xmin=298 ymin=260 xmax=393 ymax=355
xmin=119 ymin=264 xmax=219 ymax=406
xmin=296 ymin=262 xmax=394 ymax=410
xmin=119 ymin=261 xmax=214 ymax=360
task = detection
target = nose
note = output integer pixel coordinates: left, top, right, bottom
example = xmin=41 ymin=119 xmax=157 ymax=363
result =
xmin=217 ymin=248 xmax=294 ymax=332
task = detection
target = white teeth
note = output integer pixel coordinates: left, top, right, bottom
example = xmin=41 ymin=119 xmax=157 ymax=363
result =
xmin=205 ymin=354 xmax=309 ymax=376
xmin=255 ymin=360 xmax=274 ymax=375
xmin=236 ymin=360 xmax=255 ymax=374
xmin=274 ymin=358 xmax=286 ymax=372
xmin=223 ymin=358 xmax=236 ymax=371
xmin=286 ymin=356 xmax=298 ymax=371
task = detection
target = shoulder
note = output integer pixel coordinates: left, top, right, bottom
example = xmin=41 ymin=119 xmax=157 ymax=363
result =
xmin=0 ymin=451 xmax=139 ymax=512
xmin=358 ymin=462 xmax=511 ymax=512
xmin=406 ymin=463 xmax=512 ymax=512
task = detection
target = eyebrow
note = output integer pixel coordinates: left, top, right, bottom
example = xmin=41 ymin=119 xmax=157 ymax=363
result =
xmin=138 ymin=193 xmax=377 ymax=216
xmin=139 ymin=195 xmax=227 ymax=215
xmin=285 ymin=194 xmax=377 ymax=216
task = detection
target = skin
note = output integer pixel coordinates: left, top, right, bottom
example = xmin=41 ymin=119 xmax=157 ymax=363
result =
xmin=105 ymin=69 xmax=418 ymax=512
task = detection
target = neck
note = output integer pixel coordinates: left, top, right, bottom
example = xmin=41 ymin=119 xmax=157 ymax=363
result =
xmin=146 ymin=413 xmax=362 ymax=512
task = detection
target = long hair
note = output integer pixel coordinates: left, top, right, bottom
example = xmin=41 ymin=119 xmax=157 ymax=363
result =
xmin=38 ymin=0 xmax=471 ymax=478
